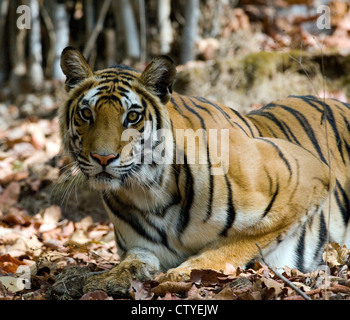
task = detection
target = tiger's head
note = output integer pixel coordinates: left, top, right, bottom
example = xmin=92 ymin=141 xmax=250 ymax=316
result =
xmin=59 ymin=47 xmax=176 ymax=190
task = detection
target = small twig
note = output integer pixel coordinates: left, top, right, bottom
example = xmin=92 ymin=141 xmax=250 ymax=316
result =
xmin=256 ymin=243 xmax=312 ymax=300
xmin=88 ymin=270 xmax=110 ymax=276
xmin=83 ymin=0 xmax=112 ymax=59
xmin=138 ymin=0 xmax=147 ymax=65
xmin=40 ymin=5 xmax=55 ymax=78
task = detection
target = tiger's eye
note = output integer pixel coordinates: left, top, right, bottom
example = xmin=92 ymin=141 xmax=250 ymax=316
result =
xmin=127 ymin=111 xmax=139 ymax=123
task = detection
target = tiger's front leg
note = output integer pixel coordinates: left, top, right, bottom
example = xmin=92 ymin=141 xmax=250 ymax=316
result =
xmin=160 ymin=233 xmax=279 ymax=282
xmin=83 ymin=248 xmax=160 ymax=296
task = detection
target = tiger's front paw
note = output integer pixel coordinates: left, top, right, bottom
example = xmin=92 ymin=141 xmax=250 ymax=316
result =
xmin=158 ymin=266 xmax=192 ymax=283
xmin=83 ymin=268 xmax=132 ymax=296
xmin=83 ymin=259 xmax=150 ymax=296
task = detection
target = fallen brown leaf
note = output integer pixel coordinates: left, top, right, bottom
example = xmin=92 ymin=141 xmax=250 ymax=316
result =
xmin=80 ymin=290 xmax=113 ymax=300
xmin=189 ymin=269 xmax=232 ymax=286
xmin=0 ymin=182 xmax=21 ymax=212
xmin=129 ymin=279 xmax=155 ymax=300
xmin=0 ymin=254 xmax=26 ymax=274
xmin=151 ymin=281 xmax=192 ymax=297
xmin=323 ymin=242 xmax=350 ymax=268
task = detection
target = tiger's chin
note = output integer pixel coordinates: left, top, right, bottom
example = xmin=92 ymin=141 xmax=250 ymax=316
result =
xmin=88 ymin=172 xmax=123 ymax=190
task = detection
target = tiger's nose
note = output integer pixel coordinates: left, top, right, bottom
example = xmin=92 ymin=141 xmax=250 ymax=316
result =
xmin=91 ymin=153 xmax=118 ymax=166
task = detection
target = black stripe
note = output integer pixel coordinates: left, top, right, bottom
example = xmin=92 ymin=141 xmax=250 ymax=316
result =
xmin=179 ymin=96 xmax=205 ymax=125
xmin=141 ymin=98 xmax=148 ymax=110
xmin=246 ymin=116 xmax=263 ymax=136
xmin=170 ymin=97 xmax=184 ymax=115
xmin=244 ymin=258 xmax=256 ymax=269
xmin=250 ymin=111 xmax=293 ymax=141
xmin=248 ymin=109 xmax=301 ymax=144
xmin=117 ymin=71 xmax=137 ymax=79
xmin=204 ymin=174 xmax=214 ymax=222
xmin=101 ymin=157 xmax=177 ymax=254
xmin=291 ymin=95 xmax=323 ymax=113
xmin=334 ymin=180 xmax=350 ymax=225
xmin=220 ymin=174 xmax=236 ymax=237
xmin=117 ymin=86 xmax=129 ymax=94
xmin=334 ymin=100 xmax=350 ymax=110
xmin=119 ymin=76 xmax=135 ymax=83
xmin=95 ymin=85 xmax=111 ymax=93
xmin=170 ymin=97 xmax=193 ymax=125
xmin=122 ymin=80 xmax=132 ymax=87
xmin=151 ymin=102 xmax=162 ymax=131
xmin=263 ymin=166 xmax=273 ymax=194
xmin=310 ymin=98 xmax=345 ymax=163
xmin=340 ymin=115 xmax=350 ymax=163
xmin=65 ymin=99 xmax=74 ymax=129
xmin=314 ymin=211 xmax=327 ymax=261
xmin=255 ymin=138 xmax=292 ymax=176
xmin=227 ymin=107 xmax=256 ymax=137
xmin=110 ymin=64 xmax=136 ymax=72
xmin=188 ymin=97 xmax=212 ymax=116
xmin=296 ymin=224 xmax=306 ymax=272
xmin=140 ymin=212 xmax=177 ymax=254
xmin=275 ymin=104 xmax=328 ymax=165
xmin=259 ymin=123 xmax=278 ymax=138
xmin=280 ymin=120 xmax=302 ymax=145
xmin=73 ymin=117 xmax=81 ymax=127
xmin=103 ymin=193 xmax=161 ymax=244
xmin=134 ymin=88 xmax=162 ymax=130
xmin=262 ymin=183 xmax=279 ymax=217
xmin=195 ymin=96 xmax=256 ymax=137
xmin=114 ymin=227 xmax=127 ymax=252
xmin=96 ymin=95 xmax=122 ymax=109
xmin=232 ymin=121 xmax=249 ymax=136
xmin=177 ymin=156 xmax=194 ymax=234
xmin=194 ymin=96 xmax=231 ymax=121
xmin=100 ymin=70 xmax=119 ymax=76
xmin=98 ymin=78 xmax=119 ymax=85
xmin=179 ymin=96 xmax=214 ymax=221
xmin=77 ymin=93 xmax=85 ymax=105
xmin=344 ymin=139 xmax=350 ymax=163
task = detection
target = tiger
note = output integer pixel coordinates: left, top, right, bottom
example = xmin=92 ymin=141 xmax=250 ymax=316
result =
xmin=59 ymin=46 xmax=350 ymax=296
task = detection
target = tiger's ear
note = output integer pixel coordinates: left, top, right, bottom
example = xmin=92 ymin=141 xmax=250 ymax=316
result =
xmin=140 ymin=56 xmax=176 ymax=104
xmin=60 ymin=47 xmax=93 ymax=92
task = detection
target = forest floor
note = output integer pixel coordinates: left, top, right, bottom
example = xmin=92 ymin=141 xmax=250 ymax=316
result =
xmin=1 ymin=49 xmax=350 ymax=300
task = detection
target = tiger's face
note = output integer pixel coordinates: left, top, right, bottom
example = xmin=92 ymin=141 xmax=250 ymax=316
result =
xmin=59 ymin=47 xmax=176 ymax=190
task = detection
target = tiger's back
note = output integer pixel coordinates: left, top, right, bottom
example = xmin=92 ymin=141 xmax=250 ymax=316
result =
xmin=167 ymin=92 xmax=350 ymax=271
xmin=247 ymin=95 xmax=350 ymax=247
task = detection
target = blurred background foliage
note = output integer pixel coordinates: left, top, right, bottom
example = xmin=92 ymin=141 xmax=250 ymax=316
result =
xmin=0 ymin=0 xmax=349 ymax=111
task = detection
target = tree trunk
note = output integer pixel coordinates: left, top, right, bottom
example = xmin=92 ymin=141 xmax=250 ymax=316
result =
xmin=138 ymin=0 xmax=146 ymax=64
xmin=83 ymin=0 xmax=111 ymax=61
xmin=9 ymin=0 xmax=28 ymax=96
xmin=9 ymin=28 xmax=28 ymax=96
xmin=180 ymin=0 xmax=200 ymax=64
xmin=119 ymin=0 xmax=140 ymax=59
xmin=51 ymin=0 xmax=69 ymax=81
xmin=158 ymin=0 xmax=173 ymax=55
xmin=105 ymin=28 xmax=117 ymax=67
xmin=28 ymin=0 xmax=44 ymax=90
xmin=84 ymin=0 xmax=95 ymax=38
xmin=0 ymin=0 xmax=9 ymax=85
